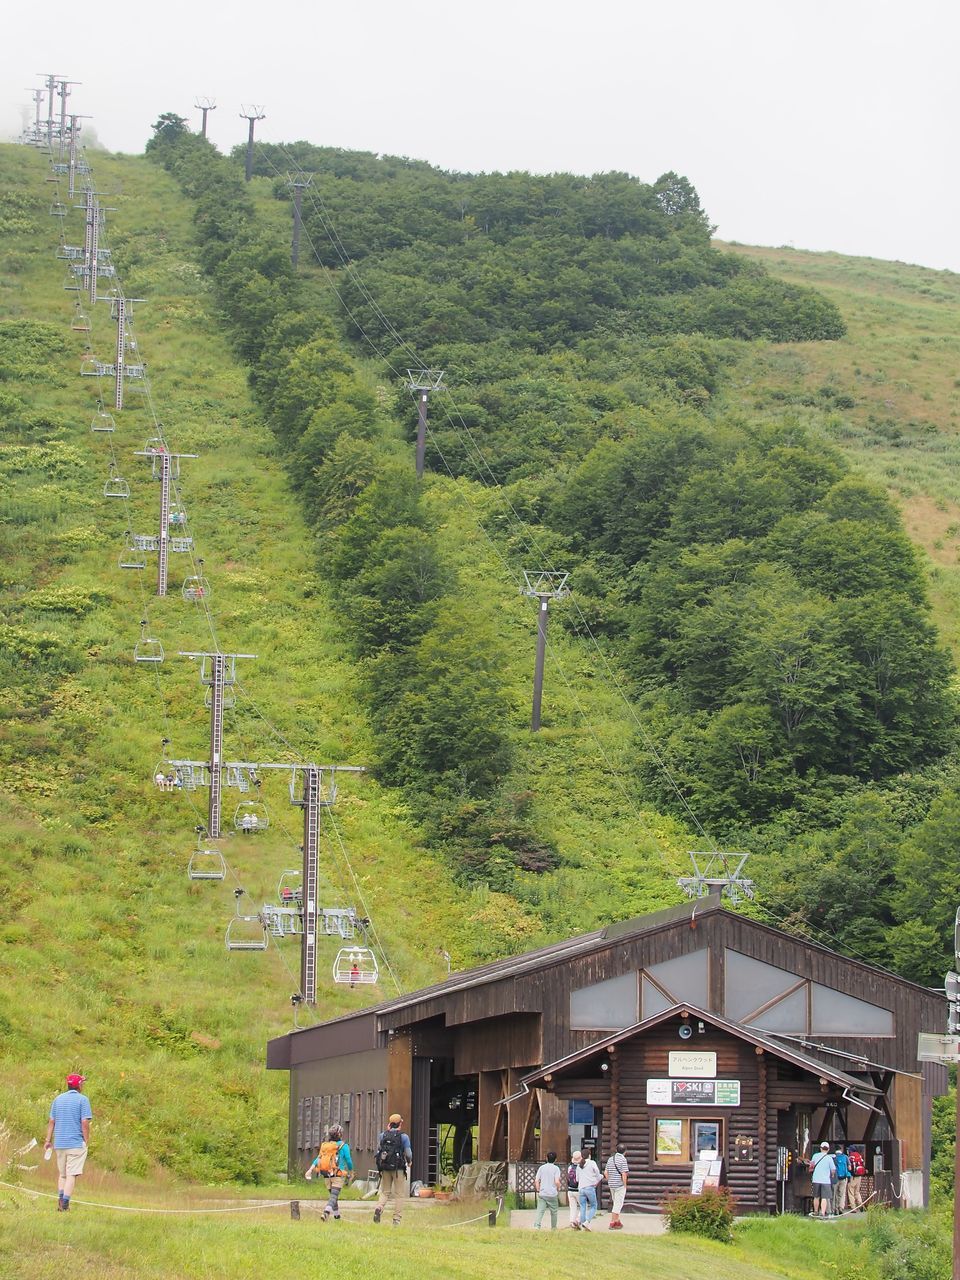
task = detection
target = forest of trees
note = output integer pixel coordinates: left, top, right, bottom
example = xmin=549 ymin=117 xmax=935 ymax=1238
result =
xmin=147 ymin=123 xmax=959 ymax=985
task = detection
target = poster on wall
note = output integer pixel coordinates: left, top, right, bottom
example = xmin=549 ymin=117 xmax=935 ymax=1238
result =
xmin=646 ymin=1079 xmax=741 ymax=1106
xmin=656 ymin=1118 xmax=683 ymax=1156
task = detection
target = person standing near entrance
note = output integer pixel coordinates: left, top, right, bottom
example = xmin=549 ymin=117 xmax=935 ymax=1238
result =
xmin=576 ymin=1149 xmax=603 ymax=1230
xmin=832 ymin=1144 xmax=850 ymax=1215
xmin=373 ymin=1113 xmax=412 ymax=1226
xmin=533 ymin=1150 xmax=562 ymax=1229
xmin=566 ymin=1151 xmax=583 ymax=1228
xmin=44 ymin=1073 xmax=92 ymax=1212
xmin=809 ymin=1141 xmax=836 ymax=1218
xmin=847 ymin=1145 xmax=866 ymax=1211
xmin=603 ymin=1143 xmax=629 ymax=1229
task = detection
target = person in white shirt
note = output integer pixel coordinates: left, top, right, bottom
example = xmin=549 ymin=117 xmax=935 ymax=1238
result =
xmin=533 ymin=1150 xmax=563 ymax=1230
xmin=576 ymin=1151 xmax=603 ymax=1229
xmin=566 ymin=1151 xmax=583 ymax=1228
xmin=603 ymin=1144 xmax=629 ymax=1229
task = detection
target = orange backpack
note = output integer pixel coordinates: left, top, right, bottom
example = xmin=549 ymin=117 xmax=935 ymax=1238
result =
xmin=317 ymin=1140 xmax=343 ymax=1176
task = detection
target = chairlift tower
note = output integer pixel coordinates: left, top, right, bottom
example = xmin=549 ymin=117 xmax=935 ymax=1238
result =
xmin=521 ymin=570 xmax=570 ymax=731
xmin=406 ymin=369 xmax=445 ymax=479
xmin=677 ymin=850 xmax=756 ymax=904
xmin=60 ymin=115 xmax=91 ymax=197
xmin=132 ymin=443 xmax=199 ymax=595
xmin=39 ymin=73 xmax=62 ymax=149
xmin=80 ymin=292 xmax=146 ymax=410
xmin=24 ymin=88 xmax=45 ymax=146
xmin=194 ymin=96 xmax=216 ymax=138
xmin=288 ymin=173 xmax=312 ymax=269
xmin=69 ymin=190 xmax=115 ymax=305
xmin=55 ymin=78 xmax=80 ymax=161
xmin=171 ymin=653 xmax=257 ymax=837
xmin=239 ymin=105 xmax=265 ymax=182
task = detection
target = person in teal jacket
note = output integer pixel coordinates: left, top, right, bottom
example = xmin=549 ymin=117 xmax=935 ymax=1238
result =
xmin=305 ymin=1124 xmax=353 ymax=1221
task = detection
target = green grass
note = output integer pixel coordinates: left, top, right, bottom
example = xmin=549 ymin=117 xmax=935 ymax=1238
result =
xmin=0 ymin=1192 xmax=885 ymax=1280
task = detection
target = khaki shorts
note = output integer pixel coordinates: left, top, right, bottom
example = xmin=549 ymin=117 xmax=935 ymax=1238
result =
xmin=56 ymin=1146 xmax=88 ymax=1176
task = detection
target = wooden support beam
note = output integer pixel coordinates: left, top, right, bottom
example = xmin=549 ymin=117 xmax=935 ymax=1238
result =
xmin=386 ymin=1030 xmax=413 ymax=1130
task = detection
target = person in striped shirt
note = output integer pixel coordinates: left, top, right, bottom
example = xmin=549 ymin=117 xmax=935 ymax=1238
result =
xmin=603 ymin=1144 xmax=629 ymax=1229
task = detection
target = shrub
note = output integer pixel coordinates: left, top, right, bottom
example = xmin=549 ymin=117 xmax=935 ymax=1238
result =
xmin=865 ymin=1207 xmax=951 ymax=1280
xmin=662 ymin=1186 xmax=736 ymax=1242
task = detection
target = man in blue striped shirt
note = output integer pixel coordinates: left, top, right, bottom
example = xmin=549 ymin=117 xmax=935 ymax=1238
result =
xmin=44 ymin=1074 xmax=92 ymax=1212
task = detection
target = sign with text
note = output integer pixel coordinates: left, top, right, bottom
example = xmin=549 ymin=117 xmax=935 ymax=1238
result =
xmin=647 ymin=1078 xmax=741 ymax=1106
xmin=669 ymin=1051 xmax=717 ymax=1078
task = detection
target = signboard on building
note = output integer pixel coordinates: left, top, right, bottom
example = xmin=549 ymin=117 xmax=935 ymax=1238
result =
xmin=646 ymin=1078 xmax=741 ymax=1106
xmin=669 ymin=1051 xmax=717 ymax=1078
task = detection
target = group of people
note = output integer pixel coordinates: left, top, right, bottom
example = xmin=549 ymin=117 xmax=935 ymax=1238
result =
xmin=154 ymin=771 xmax=181 ymax=792
xmin=533 ymin=1145 xmax=629 ymax=1231
xmin=809 ymin=1140 xmax=867 ymax=1218
xmin=304 ymin=1112 xmax=413 ymax=1226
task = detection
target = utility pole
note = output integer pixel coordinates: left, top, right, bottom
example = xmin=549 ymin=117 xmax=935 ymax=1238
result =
xmin=521 ymin=571 xmax=570 ymax=731
xmin=405 ymin=369 xmax=445 ymax=479
xmin=288 ymin=173 xmax=311 ymax=269
xmin=239 ymin=105 xmax=265 ymax=181
xmin=132 ymin=443 xmax=198 ymax=595
xmin=194 ymin=96 xmax=217 ymax=138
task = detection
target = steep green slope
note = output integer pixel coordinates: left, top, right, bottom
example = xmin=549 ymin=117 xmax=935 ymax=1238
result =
xmin=720 ymin=241 xmax=960 ymax=655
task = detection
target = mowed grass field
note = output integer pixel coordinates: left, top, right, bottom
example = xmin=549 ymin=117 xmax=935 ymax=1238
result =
xmin=0 ymin=1186 xmax=883 ymax=1280
xmin=721 ymin=240 xmax=960 ymax=656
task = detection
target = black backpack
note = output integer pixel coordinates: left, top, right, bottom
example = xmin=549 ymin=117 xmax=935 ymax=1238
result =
xmin=376 ymin=1128 xmax=406 ymax=1172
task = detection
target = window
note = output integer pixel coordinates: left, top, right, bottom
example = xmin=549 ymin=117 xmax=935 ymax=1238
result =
xmin=654 ymin=1116 xmax=724 ymax=1164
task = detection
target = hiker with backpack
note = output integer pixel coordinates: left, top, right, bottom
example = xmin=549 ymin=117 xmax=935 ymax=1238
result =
xmin=565 ymin=1151 xmax=583 ymax=1229
xmin=373 ymin=1112 xmax=412 ymax=1226
xmin=847 ymin=1145 xmax=866 ymax=1211
xmin=305 ymin=1123 xmax=353 ymax=1221
xmin=832 ymin=1144 xmax=850 ymax=1215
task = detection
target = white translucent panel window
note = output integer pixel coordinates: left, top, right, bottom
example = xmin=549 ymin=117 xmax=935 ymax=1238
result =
xmin=646 ymin=948 xmax=709 ymax=1007
xmin=725 ymin=950 xmax=800 ymax=1020
xmin=811 ymin=984 xmax=894 ymax=1036
xmin=570 ymin=971 xmax=639 ymax=1030
xmin=641 ymin=976 xmax=676 ymax=1019
xmin=749 ymin=986 xmax=808 ymax=1033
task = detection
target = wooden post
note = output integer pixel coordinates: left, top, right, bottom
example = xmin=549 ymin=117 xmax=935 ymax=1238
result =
xmin=387 ymin=1030 xmax=413 ymax=1130
xmin=478 ymin=1070 xmax=505 ymax=1161
xmin=756 ymin=1047 xmax=768 ymax=1210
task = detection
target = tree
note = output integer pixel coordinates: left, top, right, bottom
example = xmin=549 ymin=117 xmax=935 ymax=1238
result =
xmin=145 ymin=113 xmax=189 ymax=153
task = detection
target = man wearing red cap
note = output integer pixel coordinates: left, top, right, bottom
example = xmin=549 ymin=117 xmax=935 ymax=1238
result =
xmin=44 ymin=1074 xmax=92 ymax=1211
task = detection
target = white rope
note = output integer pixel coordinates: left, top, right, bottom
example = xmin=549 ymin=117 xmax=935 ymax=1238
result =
xmin=0 ymin=1180 xmax=289 ymax=1215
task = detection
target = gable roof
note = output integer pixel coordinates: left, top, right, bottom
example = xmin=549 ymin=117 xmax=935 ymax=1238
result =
xmin=518 ymin=1003 xmax=882 ymax=1096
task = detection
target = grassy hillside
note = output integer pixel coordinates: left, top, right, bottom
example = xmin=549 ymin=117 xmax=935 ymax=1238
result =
xmin=721 ymin=241 xmax=960 ymax=655
xmin=0 ymin=145 xmax=698 ymax=1179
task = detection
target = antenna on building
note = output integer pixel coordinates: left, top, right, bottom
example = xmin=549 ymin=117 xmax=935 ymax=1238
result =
xmin=288 ymin=172 xmax=312 ymax=269
xmin=521 ymin=571 xmax=570 ymax=731
xmin=678 ymin=850 xmax=756 ymax=903
xmin=194 ymin=96 xmax=217 ymax=138
xmin=239 ymin=104 xmax=265 ymax=181
xmin=405 ymin=369 xmax=445 ymax=478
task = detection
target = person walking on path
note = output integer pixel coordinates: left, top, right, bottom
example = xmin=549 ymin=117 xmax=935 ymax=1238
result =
xmin=533 ymin=1150 xmax=562 ymax=1230
xmin=576 ymin=1150 xmax=603 ymax=1230
xmin=603 ymin=1144 xmax=629 ymax=1229
xmin=305 ymin=1123 xmax=353 ymax=1221
xmin=809 ymin=1141 xmax=836 ymax=1218
xmin=566 ymin=1151 xmax=583 ymax=1229
xmin=373 ymin=1113 xmax=412 ymax=1226
xmin=44 ymin=1073 xmax=92 ymax=1212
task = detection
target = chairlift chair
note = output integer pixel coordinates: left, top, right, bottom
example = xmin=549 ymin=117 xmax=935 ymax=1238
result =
xmin=168 ymin=504 xmax=187 ymax=528
xmin=91 ymin=407 xmax=116 ymax=433
xmin=134 ymin=622 xmax=163 ymax=664
xmin=225 ymin=914 xmax=269 ymax=952
xmin=333 ymin=947 xmax=378 ymax=985
xmin=277 ymin=870 xmax=303 ymax=905
xmin=262 ymin=904 xmax=302 ymax=938
xmin=71 ymin=305 xmax=91 ymax=332
xmin=182 ymin=573 xmax=210 ymax=602
xmin=49 ymin=201 xmax=67 ymax=217
xmin=203 ymin=684 xmax=236 ymax=710
xmin=118 ymin=548 xmax=147 ymax=570
xmin=103 ymin=475 xmax=130 ymax=499
xmin=170 ymin=536 xmax=194 ymax=553
xmin=234 ymin=800 xmax=269 ymax=833
xmin=187 ymin=846 xmax=226 ymax=882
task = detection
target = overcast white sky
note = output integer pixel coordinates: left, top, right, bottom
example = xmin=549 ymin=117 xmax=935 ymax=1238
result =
xmin=4 ymin=0 xmax=957 ymax=271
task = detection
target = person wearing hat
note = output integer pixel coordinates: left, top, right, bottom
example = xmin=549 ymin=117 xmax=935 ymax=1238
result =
xmin=809 ymin=1141 xmax=836 ymax=1218
xmin=44 ymin=1073 xmax=92 ymax=1212
xmin=373 ymin=1113 xmax=412 ymax=1226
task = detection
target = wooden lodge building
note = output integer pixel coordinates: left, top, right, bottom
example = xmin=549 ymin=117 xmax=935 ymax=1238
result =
xmin=266 ymin=897 xmax=947 ymax=1212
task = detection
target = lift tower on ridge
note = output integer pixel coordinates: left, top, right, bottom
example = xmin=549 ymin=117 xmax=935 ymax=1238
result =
xmin=406 ymin=369 xmax=445 ymax=479
xmin=131 ymin=443 xmax=199 ymax=596
xmin=521 ymin=570 xmax=570 ymax=731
